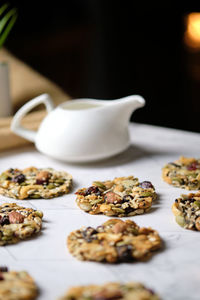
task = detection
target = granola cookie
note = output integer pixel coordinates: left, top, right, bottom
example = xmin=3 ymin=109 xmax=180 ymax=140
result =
xmin=59 ymin=282 xmax=160 ymax=300
xmin=75 ymin=176 xmax=156 ymax=217
xmin=0 ymin=167 xmax=72 ymax=199
xmin=67 ymin=219 xmax=162 ymax=263
xmin=172 ymin=192 xmax=200 ymax=230
xmin=0 ymin=267 xmax=38 ymax=299
xmin=0 ymin=203 xmax=43 ymax=245
xmin=162 ymin=156 xmax=200 ymax=190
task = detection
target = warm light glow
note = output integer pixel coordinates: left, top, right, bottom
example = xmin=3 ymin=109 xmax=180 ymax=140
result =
xmin=185 ymin=13 xmax=200 ymax=50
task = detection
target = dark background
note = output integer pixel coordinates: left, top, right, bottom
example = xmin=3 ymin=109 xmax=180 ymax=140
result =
xmin=4 ymin=0 xmax=200 ymax=132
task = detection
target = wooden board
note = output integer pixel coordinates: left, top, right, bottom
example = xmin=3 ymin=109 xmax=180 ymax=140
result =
xmin=0 ymin=48 xmax=70 ymax=151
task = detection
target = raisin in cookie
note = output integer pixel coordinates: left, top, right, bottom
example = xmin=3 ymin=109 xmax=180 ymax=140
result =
xmin=75 ymin=176 xmax=156 ymax=217
xmin=0 ymin=203 xmax=43 ymax=245
xmin=0 ymin=167 xmax=72 ymax=199
xmin=59 ymin=282 xmax=160 ymax=300
xmin=172 ymin=192 xmax=200 ymax=230
xmin=67 ymin=219 xmax=162 ymax=263
xmin=0 ymin=267 xmax=38 ymax=299
xmin=162 ymin=156 xmax=200 ymax=190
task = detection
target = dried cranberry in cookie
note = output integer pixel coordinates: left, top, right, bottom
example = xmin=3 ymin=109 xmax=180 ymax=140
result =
xmin=139 ymin=181 xmax=154 ymax=189
xmin=12 ymin=174 xmax=26 ymax=184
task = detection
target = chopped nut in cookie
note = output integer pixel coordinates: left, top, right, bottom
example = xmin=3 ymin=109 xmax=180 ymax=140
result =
xmin=105 ymin=192 xmax=122 ymax=204
xmin=36 ymin=170 xmax=50 ymax=184
xmin=112 ymin=221 xmax=127 ymax=234
xmin=9 ymin=211 xmax=25 ymax=224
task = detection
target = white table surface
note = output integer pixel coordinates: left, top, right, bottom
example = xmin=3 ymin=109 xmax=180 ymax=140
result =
xmin=1 ymin=123 xmax=200 ymax=300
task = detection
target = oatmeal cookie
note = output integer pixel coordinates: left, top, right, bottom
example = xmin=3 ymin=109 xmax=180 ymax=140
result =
xmin=0 ymin=267 xmax=38 ymax=299
xmin=67 ymin=219 xmax=162 ymax=263
xmin=0 ymin=203 xmax=43 ymax=245
xmin=0 ymin=167 xmax=72 ymax=199
xmin=59 ymin=282 xmax=160 ymax=300
xmin=172 ymin=192 xmax=200 ymax=230
xmin=162 ymin=156 xmax=200 ymax=190
xmin=75 ymin=176 xmax=156 ymax=217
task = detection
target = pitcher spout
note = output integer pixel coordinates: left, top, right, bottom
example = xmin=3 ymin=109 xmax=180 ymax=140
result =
xmin=114 ymin=95 xmax=145 ymax=110
xmin=108 ymin=95 xmax=145 ymax=120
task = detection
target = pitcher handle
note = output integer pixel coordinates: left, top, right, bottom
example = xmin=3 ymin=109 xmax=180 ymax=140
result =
xmin=11 ymin=93 xmax=54 ymax=142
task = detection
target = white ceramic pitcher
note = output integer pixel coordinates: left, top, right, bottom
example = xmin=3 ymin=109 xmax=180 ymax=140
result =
xmin=11 ymin=94 xmax=145 ymax=162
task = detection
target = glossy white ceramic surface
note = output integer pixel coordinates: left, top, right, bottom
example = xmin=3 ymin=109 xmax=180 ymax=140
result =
xmin=11 ymin=94 xmax=145 ymax=162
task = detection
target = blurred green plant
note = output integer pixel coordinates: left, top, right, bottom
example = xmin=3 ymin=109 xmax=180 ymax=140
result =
xmin=0 ymin=2 xmax=17 ymax=48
